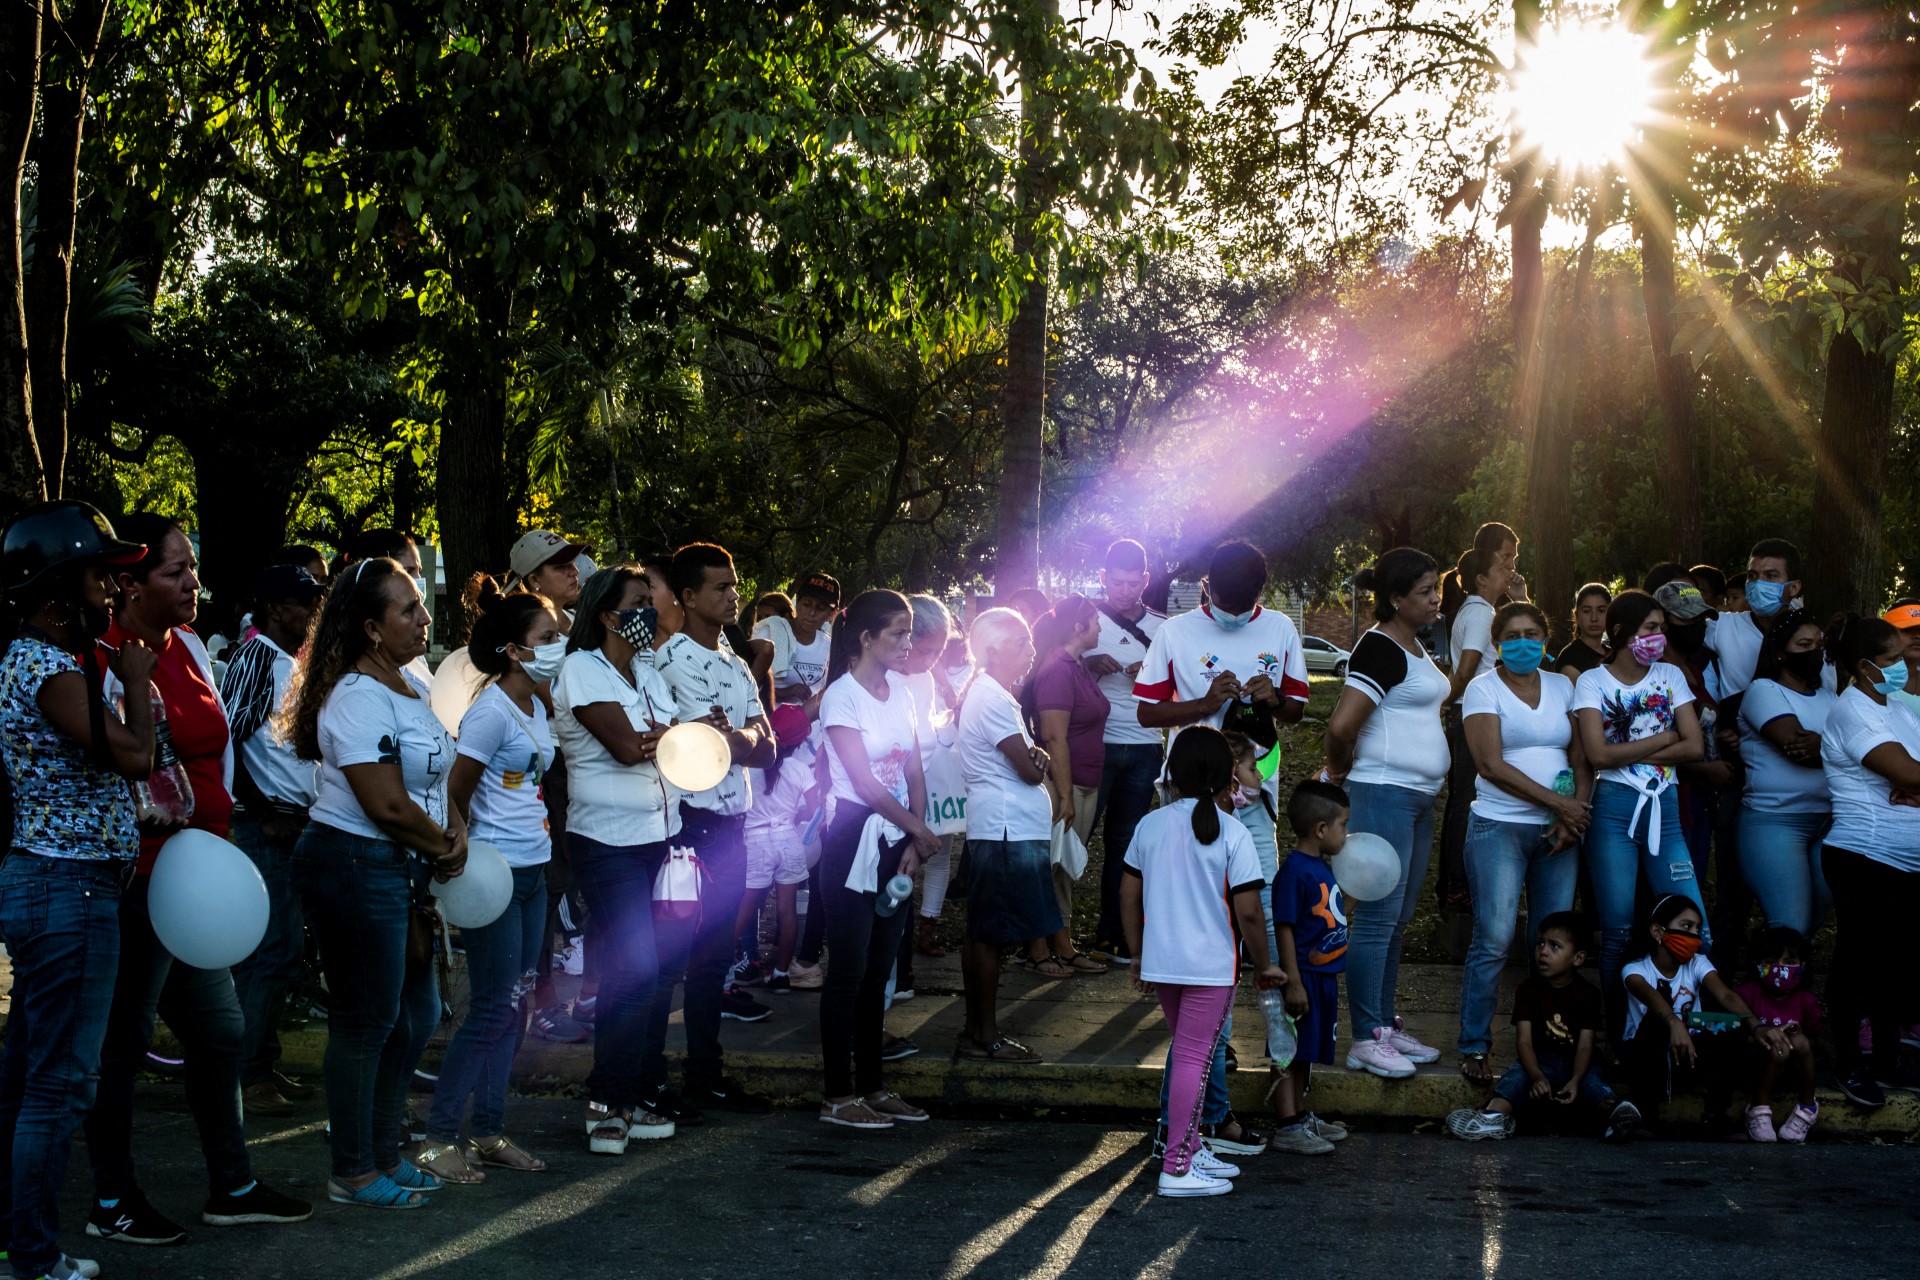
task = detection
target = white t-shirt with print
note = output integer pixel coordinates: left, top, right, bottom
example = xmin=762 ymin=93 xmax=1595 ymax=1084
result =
xmin=455 ymin=685 xmax=554 ymax=868
xmin=1134 ymin=605 xmax=1309 ymax=790
xmin=655 ymin=631 xmax=764 ymax=816
xmin=1449 ymin=595 xmax=1496 ymax=673
xmin=1124 ymin=798 xmax=1264 ymax=986
xmin=1737 ymin=678 xmax=1834 ymax=816
xmin=753 ymin=615 xmax=832 ymax=695
xmin=1822 ymin=688 xmax=1920 ymax=870
xmin=819 ymin=670 xmax=921 ymax=810
xmin=956 ymin=672 xmax=1051 ymax=842
xmin=1343 ymin=629 xmax=1451 ymax=793
xmin=1622 ymin=951 xmax=1717 ymax=1039
xmin=310 ymin=670 xmax=453 ymax=840
xmin=1088 ymin=605 xmax=1166 ymax=746
xmin=550 ymin=648 xmax=682 ymax=847
xmin=1461 ymin=669 xmax=1575 ymax=825
xmin=1572 ymin=661 xmax=1696 ymax=790
xmin=746 ymin=724 xmax=824 ymax=837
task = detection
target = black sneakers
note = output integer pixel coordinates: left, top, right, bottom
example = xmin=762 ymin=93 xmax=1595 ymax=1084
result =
xmin=688 ymin=1075 xmax=774 ymax=1115
xmin=86 ymin=1191 xmax=189 ymax=1246
xmin=202 ymin=1181 xmax=313 ymax=1227
xmin=637 ymin=1083 xmax=707 ymax=1127
xmin=720 ymin=989 xmax=772 ymax=1022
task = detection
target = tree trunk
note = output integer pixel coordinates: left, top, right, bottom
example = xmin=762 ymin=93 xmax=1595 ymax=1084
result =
xmin=434 ymin=282 xmax=514 ymax=644
xmin=26 ymin=0 xmax=111 ymax=499
xmin=0 ymin=0 xmax=43 ymax=514
xmin=1527 ymin=219 xmax=1600 ymax=645
xmin=992 ymin=0 xmax=1059 ymax=597
xmin=1807 ymin=19 xmax=1919 ymax=613
xmin=1639 ymin=179 xmax=1700 ymax=561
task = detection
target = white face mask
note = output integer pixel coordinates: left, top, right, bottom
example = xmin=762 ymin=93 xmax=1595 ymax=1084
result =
xmin=411 ymin=576 xmax=430 ymax=604
xmin=518 ymin=639 xmax=568 ymax=684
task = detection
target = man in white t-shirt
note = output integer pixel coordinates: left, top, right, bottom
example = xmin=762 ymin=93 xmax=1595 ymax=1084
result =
xmin=1710 ymin=537 xmax=1805 ymax=705
xmin=1082 ymin=539 xmax=1167 ymax=965
xmin=751 ymin=570 xmax=838 ymax=706
xmin=654 ymin=542 xmax=777 ymax=1119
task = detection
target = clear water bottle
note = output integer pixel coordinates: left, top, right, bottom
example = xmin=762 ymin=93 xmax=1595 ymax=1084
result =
xmin=1260 ymin=987 xmax=1297 ymax=1069
xmin=1552 ymin=768 xmax=1576 ymax=797
xmin=1699 ymin=706 xmax=1719 ymax=762
xmin=126 ymin=681 xmax=194 ymax=825
xmin=875 ymin=873 xmax=914 ymax=918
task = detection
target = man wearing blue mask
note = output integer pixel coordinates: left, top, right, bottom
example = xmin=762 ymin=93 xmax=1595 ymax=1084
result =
xmin=1711 ymin=538 xmax=1805 ymax=705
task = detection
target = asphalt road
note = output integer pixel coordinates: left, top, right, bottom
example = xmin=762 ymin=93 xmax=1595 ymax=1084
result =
xmin=55 ymin=1085 xmax=1918 ymax=1280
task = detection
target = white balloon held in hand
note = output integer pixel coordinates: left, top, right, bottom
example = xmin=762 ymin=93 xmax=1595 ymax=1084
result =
xmin=148 ymin=829 xmax=269 ymax=969
xmin=655 ymin=720 xmax=731 ymax=792
xmin=430 ymin=838 xmax=513 ymax=928
xmin=1330 ymin=831 xmax=1401 ymax=902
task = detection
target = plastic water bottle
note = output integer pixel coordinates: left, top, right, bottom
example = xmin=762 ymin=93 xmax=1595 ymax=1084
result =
xmin=875 ymin=873 xmax=914 ymax=918
xmin=1552 ymin=768 xmax=1576 ymax=797
xmin=1260 ymin=988 xmax=1297 ymax=1069
xmin=128 ymin=681 xmax=194 ymax=825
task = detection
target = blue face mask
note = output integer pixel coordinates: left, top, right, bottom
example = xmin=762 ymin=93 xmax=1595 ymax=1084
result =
xmin=1211 ymin=606 xmax=1256 ymax=631
xmin=1499 ymin=637 xmax=1546 ymax=676
xmin=1876 ymin=660 xmax=1911 ymax=697
xmin=1746 ymin=578 xmax=1788 ymax=618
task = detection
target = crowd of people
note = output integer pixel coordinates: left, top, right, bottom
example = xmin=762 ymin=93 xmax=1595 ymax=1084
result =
xmin=1 ymin=499 xmax=1917 ymax=1259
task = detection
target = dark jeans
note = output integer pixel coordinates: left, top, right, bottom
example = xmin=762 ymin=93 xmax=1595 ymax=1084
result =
xmin=796 ymin=860 xmax=826 ymax=966
xmin=87 ymin=873 xmax=252 ymax=1199
xmin=231 ymin=816 xmax=307 ymax=1087
xmin=0 ymin=855 xmax=124 ymax=1280
xmin=1681 ymin=784 xmax=1750 ymax=959
xmin=651 ymin=806 xmax=747 ymax=1089
xmin=1824 ymin=845 xmax=1920 ymax=1078
xmin=817 ymin=805 xmax=910 ymax=1098
xmin=427 ymin=864 xmax=546 ymax=1142
xmin=1436 ymin=711 xmax=1475 ymax=907
xmin=1623 ymin=1010 xmax=1742 ymax=1124
xmin=1092 ymin=742 xmax=1162 ymax=944
xmin=569 ymin=834 xmax=667 ymax=1109
xmin=293 ymin=823 xmax=440 ymax=1181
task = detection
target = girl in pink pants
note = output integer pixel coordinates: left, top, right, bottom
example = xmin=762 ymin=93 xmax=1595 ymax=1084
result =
xmin=1121 ymin=727 xmax=1285 ymax=1198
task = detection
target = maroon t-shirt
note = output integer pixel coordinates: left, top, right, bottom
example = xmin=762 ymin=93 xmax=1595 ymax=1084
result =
xmin=1029 ymin=648 xmax=1109 ymax=788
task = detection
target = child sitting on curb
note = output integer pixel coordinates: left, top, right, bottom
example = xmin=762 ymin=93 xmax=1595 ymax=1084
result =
xmin=1447 ymin=913 xmax=1641 ymax=1142
xmin=1735 ymin=926 xmax=1822 ymax=1143
xmin=1267 ymin=780 xmax=1353 ymax=1155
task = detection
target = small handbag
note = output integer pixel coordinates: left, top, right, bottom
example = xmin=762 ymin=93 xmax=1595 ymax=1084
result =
xmin=653 ymin=846 xmax=705 ymax=925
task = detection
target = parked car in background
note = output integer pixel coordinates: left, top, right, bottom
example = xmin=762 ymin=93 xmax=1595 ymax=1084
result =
xmin=1302 ymin=634 xmax=1350 ymax=677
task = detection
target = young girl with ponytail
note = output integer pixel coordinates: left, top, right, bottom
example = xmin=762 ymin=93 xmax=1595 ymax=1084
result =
xmin=1120 ymin=726 xmax=1282 ymax=1198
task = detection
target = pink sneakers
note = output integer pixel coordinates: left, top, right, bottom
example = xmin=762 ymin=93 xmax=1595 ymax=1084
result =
xmin=1346 ymin=1027 xmax=1417 ymax=1079
xmin=1745 ymin=1104 xmax=1777 ymax=1143
xmin=1778 ymin=1101 xmax=1819 ymax=1143
xmin=1388 ymin=1016 xmax=1441 ymax=1064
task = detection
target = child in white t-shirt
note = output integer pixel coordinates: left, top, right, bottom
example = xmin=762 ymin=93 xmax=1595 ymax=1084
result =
xmin=1122 ymin=726 xmax=1282 ymax=1199
xmin=741 ymin=707 xmax=825 ymax=991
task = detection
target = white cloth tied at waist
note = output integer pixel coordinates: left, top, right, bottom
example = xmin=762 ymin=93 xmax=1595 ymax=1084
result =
xmin=845 ymin=809 xmax=906 ymax=893
xmin=1624 ymin=767 xmax=1676 ymax=857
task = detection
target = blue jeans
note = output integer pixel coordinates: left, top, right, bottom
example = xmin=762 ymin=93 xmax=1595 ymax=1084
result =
xmin=1587 ymin=781 xmax=1707 ymax=1025
xmin=568 ymin=835 xmax=667 ymax=1109
xmin=1345 ymin=780 xmax=1438 ymax=1038
xmin=1738 ymin=808 xmax=1831 ymax=939
xmin=427 ymin=864 xmax=546 ymax=1143
xmin=0 ymin=855 xmax=124 ymax=1280
xmin=294 ymin=823 xmax=440 ymax=1181
xmin=230 ymin=817 xmax=308 ymax=1087
xmin=1490 ymin=1049 xmax=1616 ymax=1114
xmin=1158 ymin=1007 xmax=1232 ymax=1128
xmin=1456 ymin=813 xmax=1579 ymax=1056
xmin=87 ymin=871 xmax=253 ymax=1199
xmin=1092 ymin=742 xmax=1162 ymax=945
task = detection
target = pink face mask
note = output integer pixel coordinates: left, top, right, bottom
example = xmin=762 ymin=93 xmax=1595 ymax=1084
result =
xmin=1629 ymin=633 xmax=1667 ymax=666
xmin=1230 ymin=783 xmax=1256 ymax=811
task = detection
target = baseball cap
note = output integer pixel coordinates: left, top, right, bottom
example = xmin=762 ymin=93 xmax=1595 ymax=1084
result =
xmin=509 ymin=530 xmax=589 ymax=581
xmin=1653 ymin=581 xmax=1716 ymax=623
xmin=253 ymin=564 xmax=326 ymax=604
xmin=1884 ymin=603 xmax=1920 ymax=631
xmin=793 ymin=571 xmax=840 ymax=605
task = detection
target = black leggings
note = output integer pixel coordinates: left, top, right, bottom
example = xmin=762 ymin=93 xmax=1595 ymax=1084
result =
xmin=1824 ymin=845 xmax=1920 ymax=1076
xmin=1623 ymin=1011 xmax=1742 ymax=1124
xmin=816 ymin=805 xmax=910 ymax=1098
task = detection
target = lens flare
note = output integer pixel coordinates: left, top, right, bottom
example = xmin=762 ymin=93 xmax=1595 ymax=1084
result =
xmin=1508 ymin=21 xmax=1657 ymax=169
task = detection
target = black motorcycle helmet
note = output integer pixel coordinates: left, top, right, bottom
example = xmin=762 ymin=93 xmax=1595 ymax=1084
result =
xmin=1 ymin=500 xmax=146 ymax=603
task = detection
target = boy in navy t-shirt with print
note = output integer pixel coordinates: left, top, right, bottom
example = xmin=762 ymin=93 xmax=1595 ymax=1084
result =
xmin=1268 ymin=780 xmax=1352 ymax=1155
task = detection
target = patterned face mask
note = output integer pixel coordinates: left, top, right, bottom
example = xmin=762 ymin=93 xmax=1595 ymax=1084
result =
xmin=613 ymin=606 xmax=656 ymax=652
xmin=1756 ymin=961 xmax=1803 ymax=993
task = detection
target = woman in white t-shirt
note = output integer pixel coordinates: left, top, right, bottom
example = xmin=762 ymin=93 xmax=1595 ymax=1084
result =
xmin=815 ymin=589 xmax=939 ymax=1132
xmin=418 ymin=578 xmax=564 ymax=1180
xmin=1571 ymin=589 xmax=1704 ymax=1028
xmin=286 ymin=557 xmax=466 ymax=1210
xmin=900 ymin=594 xmax=958 ymax=967
xmin=1736 ymin=612 xmax=1836 ymax=938
xmin=1324 ymin=547 xmax=1449 ymax=1076
xmin=550 ymin=566 xmax=683 ymax=1153
xmin=1818 ymin=614 xmax=1920 ymax=1107
xmin=1454 ymin=602 xmax=1589 ymax=1081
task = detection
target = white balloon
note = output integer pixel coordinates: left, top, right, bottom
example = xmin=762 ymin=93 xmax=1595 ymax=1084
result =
xmin=1330 ymin=831 xmax=1402 ymax=903
xmin=148 ymin=829 xmax=270 ymax=970
xmin=655 ymin=721 xmax=731 ymax=793
xmin=430 ymin=838 xmax=513 ymax=929
xmin=429 ymin=646 xmax=485 ymax=737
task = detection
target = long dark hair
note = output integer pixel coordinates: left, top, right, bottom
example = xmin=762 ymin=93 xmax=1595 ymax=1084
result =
xmin=1440 ymin=523 xmax=1517 ymax=621
xmin=1825 ymin=612 xmax=1898 ymax=686
xmin=827 ymin=589 xmax=910 ymax=685
xmin=281 ymin=557 xmax=408 ymax=761
xmin=1571 ymin=582 xmax=1612 ymax=638
xmin=1021 ymin=594 xmax=1098 ymax=723
xmin=466 ymin=573 xmax=553 ymax=679
xmin=1603 ymin=589 xmax=1663 ymax=654
xmin=1167 ymin=725 xmax=1234 ymax=845
xmin=568 ymin=565 xmax=648 ymax=654
xmin=1753 ymin=608 xmax=1825 ymax=684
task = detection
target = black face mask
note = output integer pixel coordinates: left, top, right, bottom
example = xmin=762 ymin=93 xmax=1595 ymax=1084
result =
xmin=1666 ymin=620 xmax=1708 ymax=656
xmin=1781 ymin=649 xmax=1825 ymax=685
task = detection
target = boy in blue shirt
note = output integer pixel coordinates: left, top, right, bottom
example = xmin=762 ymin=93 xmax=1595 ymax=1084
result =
xmin=1268 ymin=780 xmax=1353 ymax=1155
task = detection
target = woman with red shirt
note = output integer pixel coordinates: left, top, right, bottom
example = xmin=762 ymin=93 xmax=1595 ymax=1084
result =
xmin=83 ymin=513 xmax=308 ymax=1247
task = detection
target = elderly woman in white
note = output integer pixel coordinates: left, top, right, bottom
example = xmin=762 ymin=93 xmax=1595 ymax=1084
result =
xmin=955 ymin=608 xmax=1056 ymax=1063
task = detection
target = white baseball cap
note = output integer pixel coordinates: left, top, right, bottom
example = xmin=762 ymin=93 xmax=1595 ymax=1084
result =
xmin=509 ymin=530 xmax=589 ymax=581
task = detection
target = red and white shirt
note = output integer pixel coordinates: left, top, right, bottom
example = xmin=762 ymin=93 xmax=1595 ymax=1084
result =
xmin=1133 ymin=605 xmax=1311 ymax=727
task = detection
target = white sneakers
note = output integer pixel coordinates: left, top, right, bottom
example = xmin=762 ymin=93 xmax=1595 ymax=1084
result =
xmin=1157 ymin=1167 xmax=1234 ymax=1198
xmin=1190 ymin=1146 xmax=1241 ymax=1179
xmin=1346 ymin=1027 xmax=1418 ymax=1079
xmin=1388 ymin=1016 xmax=1441 ymax=1064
